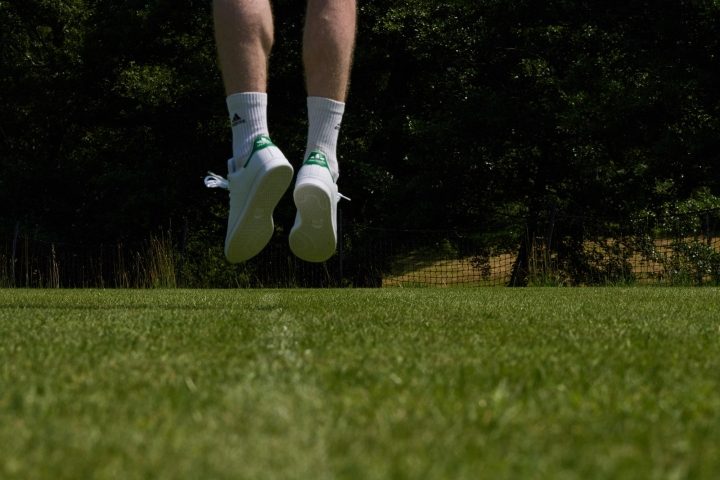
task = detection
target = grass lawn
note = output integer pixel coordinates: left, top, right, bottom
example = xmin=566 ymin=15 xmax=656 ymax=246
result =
xmin=1 ymin=288 xmax=719 ymax=479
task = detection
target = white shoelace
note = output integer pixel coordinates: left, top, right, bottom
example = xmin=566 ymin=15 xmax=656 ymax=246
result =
xmin=203 ymin=171 xmax=350 ymax=202
xmin=204 ymin=172 xmax=228 ymax=190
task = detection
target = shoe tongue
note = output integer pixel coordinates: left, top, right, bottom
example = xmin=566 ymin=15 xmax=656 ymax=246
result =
xmin=227 ymin=158 xmax=237 ymax=173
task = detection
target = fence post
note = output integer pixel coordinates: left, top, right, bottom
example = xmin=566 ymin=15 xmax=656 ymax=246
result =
xmin=337 ymin=206 xmax=343 ymax=287
xmin=177 ymin=217 xmax=188 ymax=288
xmin=11 ymin=222 xmax=19 ymax=287
xmin=707 ymin=212 xmax=712 ymax=247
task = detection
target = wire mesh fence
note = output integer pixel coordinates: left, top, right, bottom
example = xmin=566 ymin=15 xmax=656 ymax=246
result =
xmin=2 ymin=208 xmax=719 ymax=288
xmin=356 ymin=208 xmax=720 ymax=287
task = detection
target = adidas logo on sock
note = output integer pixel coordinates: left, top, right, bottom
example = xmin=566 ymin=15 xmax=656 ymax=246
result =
xmin=231 ymin=114 xmax=246 ymax=127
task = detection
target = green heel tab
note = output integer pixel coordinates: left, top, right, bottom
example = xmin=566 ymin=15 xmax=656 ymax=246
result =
xmin=244 ymin=135 xmax=275 ymax=168
xmin=304 ymin=151 xmax=330 ymax=169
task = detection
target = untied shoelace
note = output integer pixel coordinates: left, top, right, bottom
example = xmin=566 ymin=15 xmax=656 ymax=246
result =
xmin=203 ymin=172 xmax=228 ymax=190
xmin=203 ymin=171 xmax=351 ymax=202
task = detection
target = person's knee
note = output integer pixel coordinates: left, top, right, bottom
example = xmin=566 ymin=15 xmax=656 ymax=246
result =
xmin=216 ymin=0 xmax=274 ymax=53
xmin=245 ymin=10 xmax=273 ymax=53
xmin=307 ymin=0 xmax=356 ymax=20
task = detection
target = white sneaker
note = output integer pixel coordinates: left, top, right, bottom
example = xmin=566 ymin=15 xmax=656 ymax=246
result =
xmin=289 ymin=151 xmax=349 ymax=263
xmin=205 ymin=135 xmax=293 ymax=263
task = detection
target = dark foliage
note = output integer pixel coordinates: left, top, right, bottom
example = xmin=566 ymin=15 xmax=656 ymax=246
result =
xmin=2 ymin=0 xmax=719 ymax=280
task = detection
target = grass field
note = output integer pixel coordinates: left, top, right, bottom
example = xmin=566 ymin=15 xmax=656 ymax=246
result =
xmin=1 ymin=288 xmax=720 ymax=479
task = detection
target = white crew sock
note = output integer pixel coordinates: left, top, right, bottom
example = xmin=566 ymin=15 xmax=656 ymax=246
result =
xmin=226 ymin=92 xmax=269 ymax=166
xmin=305 ymin=96 xmax=345 ymax=182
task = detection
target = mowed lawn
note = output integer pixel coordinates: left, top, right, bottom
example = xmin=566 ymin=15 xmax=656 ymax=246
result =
xmin=1 ymin=288 xmax=719 ymax=480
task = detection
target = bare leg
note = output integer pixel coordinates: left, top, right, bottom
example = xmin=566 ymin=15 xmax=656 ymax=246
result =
xmin=289 ymin=0 xmax=355 ymax=263
xmin=213 ymin=0 xmax=274 ymax=94
xmin=209 ymin=0 xmax=293 ymax=266
xmin=303 ymin=0 xmax=357 ymax=102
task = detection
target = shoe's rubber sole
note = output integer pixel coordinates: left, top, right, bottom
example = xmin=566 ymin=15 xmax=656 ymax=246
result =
xmin=289 ymin=179 xmax=336 ymax=263
xmin=225 ymin=161 xmax=293 ymax=263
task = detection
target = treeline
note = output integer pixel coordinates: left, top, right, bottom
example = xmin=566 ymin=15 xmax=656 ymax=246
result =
xmin=2 ymin=0 xmax=720 ymax=257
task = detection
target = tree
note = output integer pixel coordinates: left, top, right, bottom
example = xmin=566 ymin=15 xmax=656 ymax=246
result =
xmin=1 ymin=0 xmax=719 ymax=286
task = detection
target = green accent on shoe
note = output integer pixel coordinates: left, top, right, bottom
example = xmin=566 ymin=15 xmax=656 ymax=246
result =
xmin=243 ymin=135 xmax=275 ymax=168
xmin=304 ymin=151 xmax=330 ymax=169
